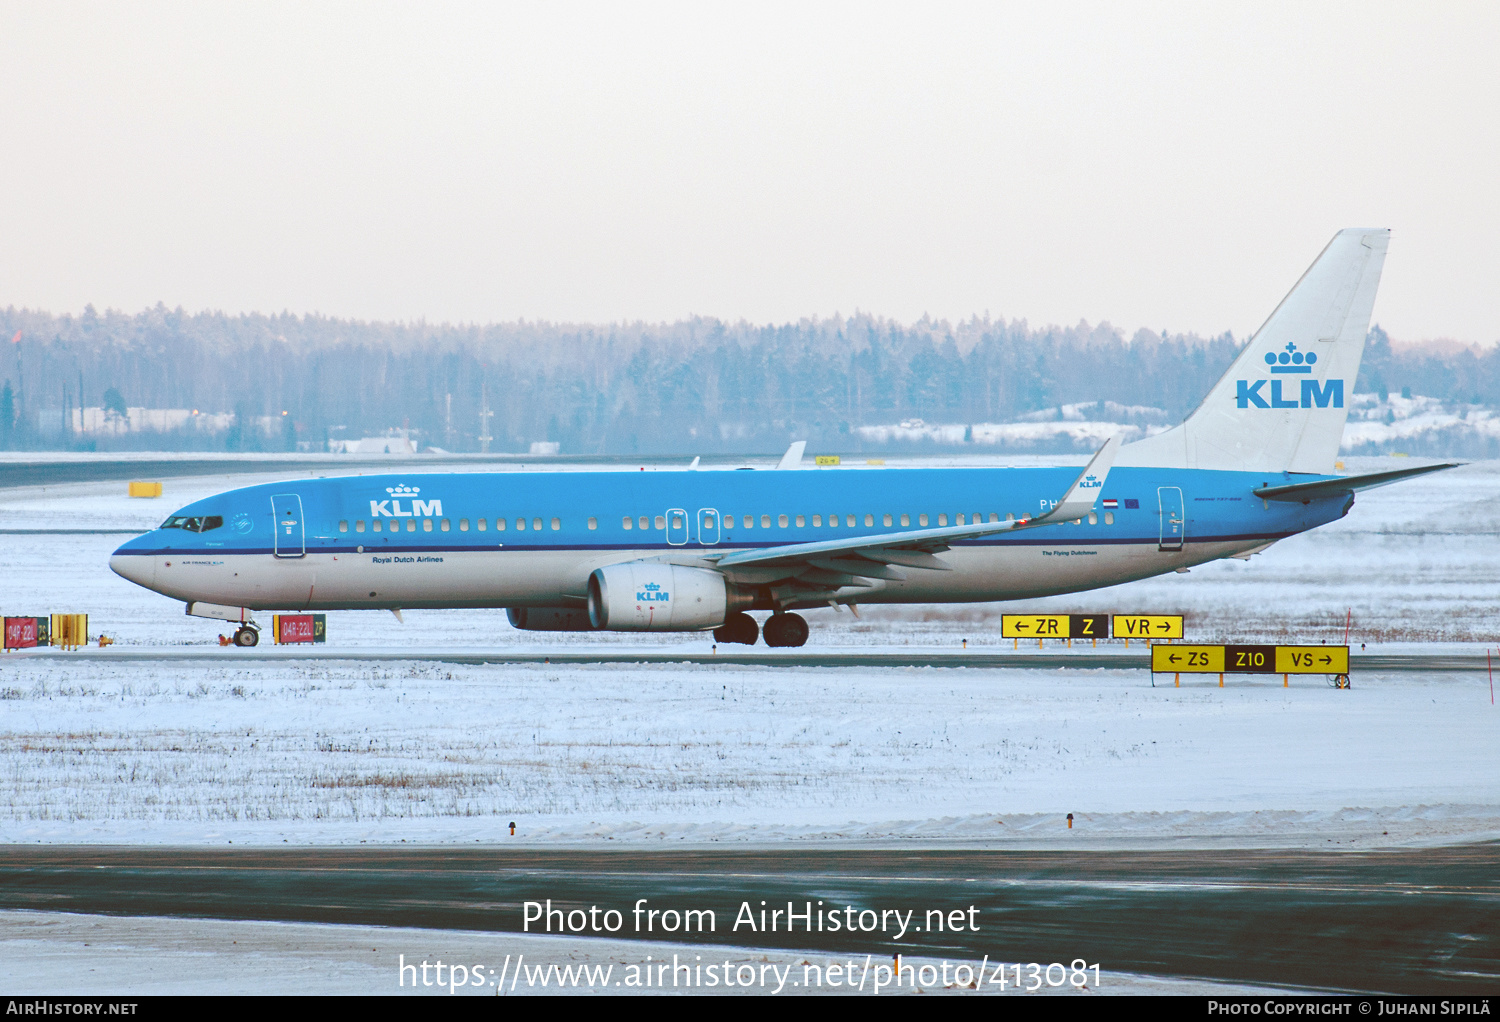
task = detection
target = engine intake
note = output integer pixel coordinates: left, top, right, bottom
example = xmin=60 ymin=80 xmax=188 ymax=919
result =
xmin=587 ymin=563 xmax=747 ymax=631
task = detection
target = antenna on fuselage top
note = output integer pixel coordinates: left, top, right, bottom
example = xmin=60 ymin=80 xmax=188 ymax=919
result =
xmin=688 ymin=456 xmax=700 ymax=470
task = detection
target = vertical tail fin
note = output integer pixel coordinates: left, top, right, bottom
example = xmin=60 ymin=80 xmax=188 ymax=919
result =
xmin=1119 ymin=228 xmax=1390 ymax=473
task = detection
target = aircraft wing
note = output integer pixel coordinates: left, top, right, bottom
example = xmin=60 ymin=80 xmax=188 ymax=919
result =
xmin=708 ymin=437 xmax=1121 ymax=590
xmin=1252 ymin=462 xmax=1459 ymax=502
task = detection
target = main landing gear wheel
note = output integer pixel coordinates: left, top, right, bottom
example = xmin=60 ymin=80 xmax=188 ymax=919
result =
xmin=713 ymin=611 xmax=759 ymax=646
xmin=762 ymin=612 xmax=809 ymax=648
xmin=233 ymin=626 xmax=260 ymax=647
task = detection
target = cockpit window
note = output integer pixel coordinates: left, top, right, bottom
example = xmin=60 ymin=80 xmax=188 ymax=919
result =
xmin=159 ymin=515 xmax=224 ymax=533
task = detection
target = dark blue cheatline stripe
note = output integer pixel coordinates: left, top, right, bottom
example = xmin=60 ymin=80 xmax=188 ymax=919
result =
xmin=114 ymin=530 xmax=1296 ymax=559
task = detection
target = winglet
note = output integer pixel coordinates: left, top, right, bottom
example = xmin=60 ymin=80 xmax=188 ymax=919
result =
xmin=776 ymin=441 xmax=807 ymax=470
xmin=1030 ymin=436 xmax=1122 ymax=524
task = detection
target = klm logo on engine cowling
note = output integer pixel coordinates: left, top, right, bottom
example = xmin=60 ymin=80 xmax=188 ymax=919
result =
xmin=1236 ymin=343 xmax=1343 ymax=409
xmin=369 ymin=484 xmax=443 ymax=518
xmin=637 ymin=582 xmax=670 ymax=603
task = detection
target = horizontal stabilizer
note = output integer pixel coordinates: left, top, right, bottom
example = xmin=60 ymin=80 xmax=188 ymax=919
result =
xmin=1252 ymin=462 xmax=1459 ymax=502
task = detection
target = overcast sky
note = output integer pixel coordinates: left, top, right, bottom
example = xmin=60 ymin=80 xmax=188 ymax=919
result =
xmin=1 ymin=2 xmax=1496 ymax=343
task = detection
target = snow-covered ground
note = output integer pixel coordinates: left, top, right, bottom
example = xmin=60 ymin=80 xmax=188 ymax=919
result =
xmin=0 ymin=455 xmax=1496 ymax=849
xmin=1 ymin=656 xmax=1496 ymax=847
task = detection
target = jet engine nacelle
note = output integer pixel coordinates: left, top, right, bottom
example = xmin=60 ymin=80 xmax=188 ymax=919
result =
xmin=507 ymin=607 xmax=595 ymax=631
xmin=587 ymin=563 xmax=746 ymax=631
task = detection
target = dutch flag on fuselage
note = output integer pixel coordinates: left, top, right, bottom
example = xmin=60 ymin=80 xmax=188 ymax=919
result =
xmin=1102 ymin=498 xmax=1118 ymax=509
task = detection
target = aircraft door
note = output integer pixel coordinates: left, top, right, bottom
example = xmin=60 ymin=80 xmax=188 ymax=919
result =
xmin=666 ymin=508 xmax=689 ymax=546
xmin=272 ymin=493 xmax=306 ymax=558
xmin=1157 ymin=486 xmax=1185 ymax=551
xmin=697 ymin=508 xmax=720 ymax=546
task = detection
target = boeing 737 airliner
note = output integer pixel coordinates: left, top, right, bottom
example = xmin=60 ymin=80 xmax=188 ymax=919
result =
xmin=111 ymin=228 xmax=1453 ymax=647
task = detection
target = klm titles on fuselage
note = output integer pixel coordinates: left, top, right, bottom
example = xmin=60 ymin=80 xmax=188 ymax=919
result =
xmin=369 ymin=484 xmax=443 ymax=518
xmin=1236 ymin=343 xmax=1343 ymax=410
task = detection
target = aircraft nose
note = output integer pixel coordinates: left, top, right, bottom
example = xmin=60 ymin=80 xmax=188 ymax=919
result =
xmin=110 ymin=539 xmax=158 ymax=590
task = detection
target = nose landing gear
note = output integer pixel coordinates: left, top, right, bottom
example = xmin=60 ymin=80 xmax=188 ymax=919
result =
xmin=761 ymin=612 xmax=809 ymax=648
xmin=232 ymin=625 xmax=260 ymax=647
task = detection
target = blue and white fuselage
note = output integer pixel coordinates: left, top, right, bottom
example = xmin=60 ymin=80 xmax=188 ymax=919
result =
xmin=108 ymin=464 xmax=1346 ymax=614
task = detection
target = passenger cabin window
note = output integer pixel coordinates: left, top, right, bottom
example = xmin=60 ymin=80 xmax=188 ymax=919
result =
xmin=919 ymin=514 xmax=929 ymax=526
xmin=406 ymin=520 xmax=417 ymax=532
xmin=372 ymin=520 xmax=383 ymax=532
xmin=422 ymin=519 xmax=433 ymax=532
xmin=744 ymin=515 xmax=754 ymax=529
xmin=516 ymin=518 xmax=526 ymax=531
xmin=795 ymin=515 xmax=804 ymax=527
xmin=440 ymin=519 xmax=451 ymax=532
xmin=654 ymin=515 xmax=665 ymax=530
xmin=938 ymin=514 xmax=948 ymax=526
xmin=1104 ymin=511 xmax=1114 ymax=525
xmin=533 ymin=518 xmax=543 ymax=531
xmin=355 ymin=520 xmax=365 ymax=532
xmin=812 ymin=515 xmax=822 ymax=526
xmin=1005 ymin=513 xmax=1015 ymax=522
xmin=588 ymin=517 xmax=598 ymax=530
xmin=883 ymin=514 xmax=892 ymax=527
xmin=864 ymin=514 xmax=873 ymax=527
xmin=845 ymin=514 xmax=855 ymax=527
xmin=900 ymin=514 xmax=909 ymax=527
xmin=761 ymin=515 xmax=771 ymax=528
xmin=622 ymin=516 xmax=633 ymax=530
xmin=639 ymin=516 xmax=649 ymax=530
xmin=1088 ymin=512 xmax=1098 ymax=525
xmin=551 ymin=518 xmax=561 ymax=531
xmin=459 ymin=519 xmax=469 ymax=531
xmin=338 ymin=520 xmax=349 ymax=533
xmin=957 ymin=514 xmax=966 ymax=525
xmin=778 ymin=514 xmax=788 ymax=528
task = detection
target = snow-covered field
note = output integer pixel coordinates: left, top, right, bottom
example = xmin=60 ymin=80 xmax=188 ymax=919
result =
xmin=0 ymin=455 xmax=1497 ymax=848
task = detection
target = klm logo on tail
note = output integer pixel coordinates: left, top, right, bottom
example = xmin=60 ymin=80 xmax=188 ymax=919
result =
xmin=1236 ymin=344 xmax=1343 ymax=409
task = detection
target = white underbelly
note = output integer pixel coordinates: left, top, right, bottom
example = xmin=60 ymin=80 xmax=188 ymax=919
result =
xmin=142 ymin=536 xmax=1272 ymax=611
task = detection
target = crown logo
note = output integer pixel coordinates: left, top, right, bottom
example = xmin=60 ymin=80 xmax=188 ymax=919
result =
xmin=1264 ymin=342 xmax=1317 ymax=367
xmin=1264 ymin=342 xmax=1316 ymax=374
xmin=386 ymin=484 xmax=421 ymax=495
xmin=643 ymin=583 xmax=660 ymax=591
